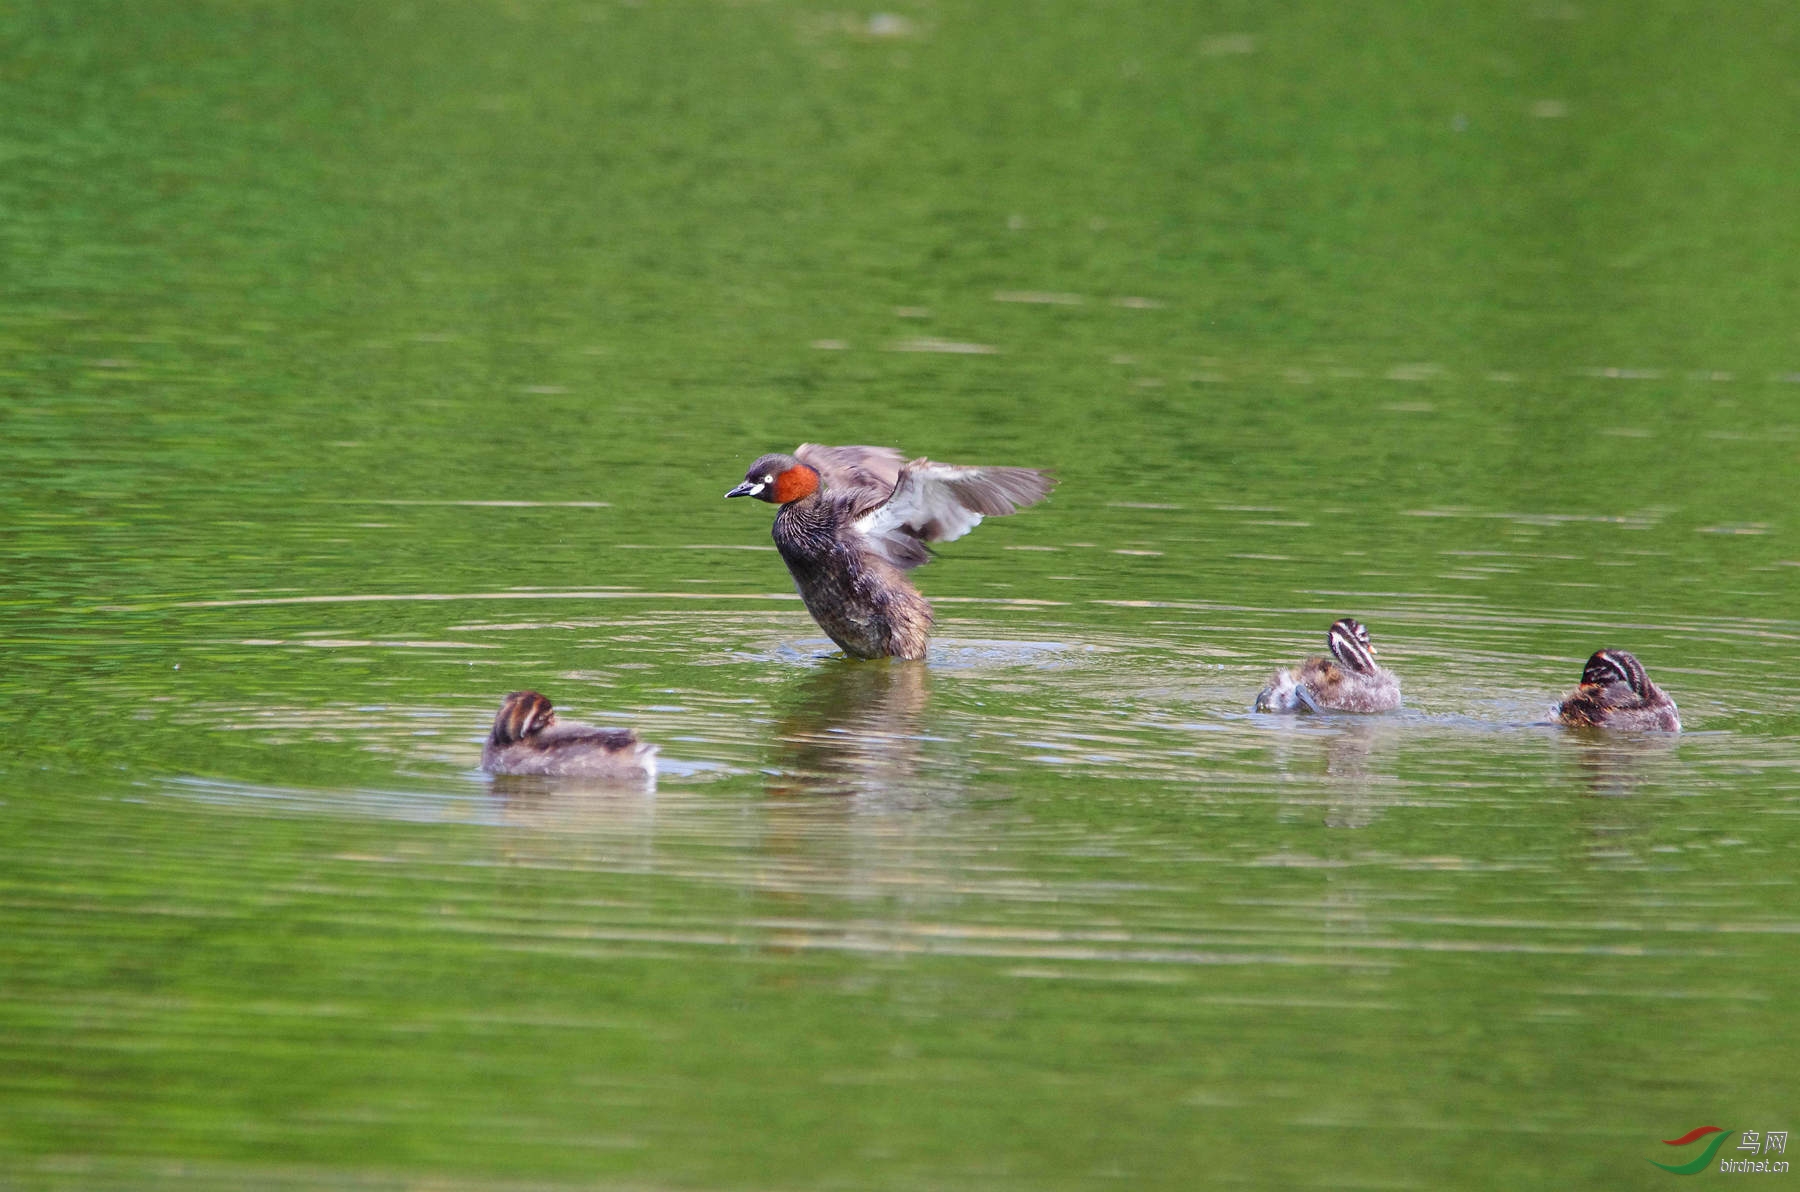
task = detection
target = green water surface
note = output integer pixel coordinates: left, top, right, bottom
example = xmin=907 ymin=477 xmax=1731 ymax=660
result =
xmin=3 ymin=2 xmax=1798 ymax=1189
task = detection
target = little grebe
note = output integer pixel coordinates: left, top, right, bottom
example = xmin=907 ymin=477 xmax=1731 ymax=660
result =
xmin=480 ymin=690 xmax=658 ymax=780
xmin=1552 ymin=649 xmax=1680 ymax=731
xmin=725 ymin=443 xmax=1056 ymax=660
xmin=1254 ymin=617 xmax=1402 ymax=714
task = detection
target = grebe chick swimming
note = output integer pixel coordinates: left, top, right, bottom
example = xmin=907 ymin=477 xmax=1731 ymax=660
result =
xmin=726 ymin=443 xmax=1056 ymax=660
xmin=1552 ymin=650 xmax=1680 ymax=731
xmin=1254 ymin=617 xmax=1402 ymax=714
xmin=479 ymin=691 xmax=657 ymax=780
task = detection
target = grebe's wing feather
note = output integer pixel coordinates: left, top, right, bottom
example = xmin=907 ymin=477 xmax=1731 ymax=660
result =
xmin=852 ymin=457 xmax=1057 ymax=570
xmin=794 ymin=443 xmax=907 ymax=494
xmin=535 ymin=722 xmax=646 ymax=753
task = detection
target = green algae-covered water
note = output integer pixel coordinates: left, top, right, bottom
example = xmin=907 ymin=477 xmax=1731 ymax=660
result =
xmin=3 ymin=3 xmax=1798 ymax=1188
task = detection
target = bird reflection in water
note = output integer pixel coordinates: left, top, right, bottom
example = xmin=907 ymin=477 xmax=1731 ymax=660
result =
xmin=1561 ymin=731 xmax=1680 ymax=800
xmin=1560 ymin=733 xmax=1681 ymax=865
xmin=766 ymin=660 xmax=935 ymax=801
xmin=1266 ymin=720 xmax=1401 ymax=829
xmin=753 ymin=661 xmax=950 ymax=935
xmin=1319 ymin=722 xmax=1404 ymax=829
xmin=479 ymin=772 xmax=661 ymax=876
xmin=1311 ymin=722 xmax=1378 ymax=829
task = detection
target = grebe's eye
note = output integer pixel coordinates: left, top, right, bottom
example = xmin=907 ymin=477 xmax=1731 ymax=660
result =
xmin=762 ymin=474 xmax=774 ymax=484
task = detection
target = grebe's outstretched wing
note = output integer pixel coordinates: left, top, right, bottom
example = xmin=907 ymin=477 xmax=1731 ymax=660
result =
xmin=852 ymin=457 xmax=1056 ymax=571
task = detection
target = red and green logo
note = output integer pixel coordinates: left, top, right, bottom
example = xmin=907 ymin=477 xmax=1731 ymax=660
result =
xmin=1653 ymin=1126 xmax=1734 ymax=1174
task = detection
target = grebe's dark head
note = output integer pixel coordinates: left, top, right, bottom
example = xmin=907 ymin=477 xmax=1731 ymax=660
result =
xmin=491 ymin=690 xmax=556 ymax=745
xmin=1580 ymin=649 xmax=1649 ymax=694
xmin=1326 ymin=617 xmax=1378 ymax=676
xmin=725 ymin=454 xmax=821 ymax=504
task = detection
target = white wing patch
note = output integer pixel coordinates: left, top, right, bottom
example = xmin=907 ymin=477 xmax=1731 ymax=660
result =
xmin=857 ymin=466 xmax=985 ymax=543
xmin=852 ymin=459 xmax=1055 ymax=571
